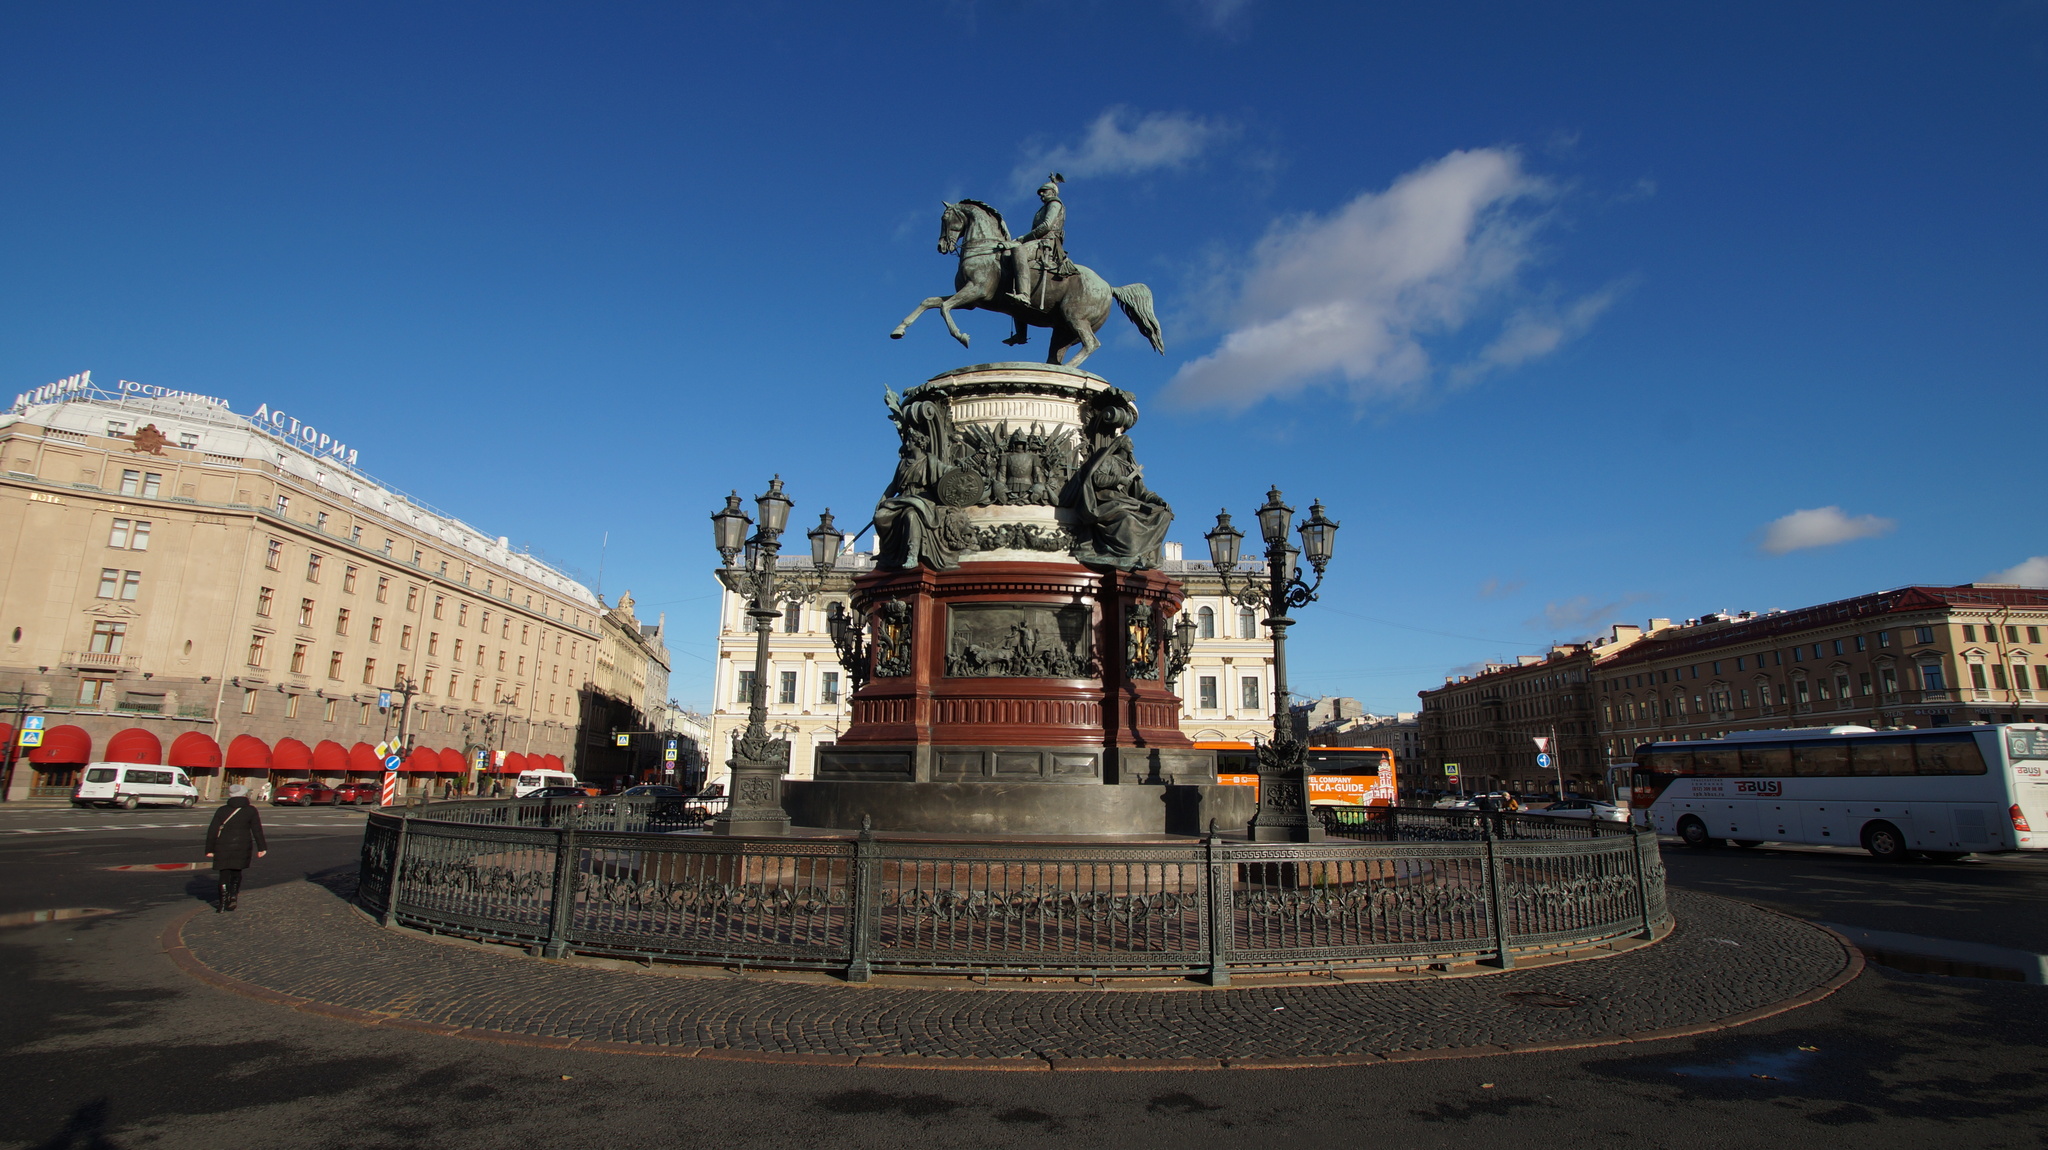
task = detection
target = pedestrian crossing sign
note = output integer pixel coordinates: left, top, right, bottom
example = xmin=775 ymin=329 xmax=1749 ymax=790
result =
xmin=18 ymin=729 xmax=42 ymax=748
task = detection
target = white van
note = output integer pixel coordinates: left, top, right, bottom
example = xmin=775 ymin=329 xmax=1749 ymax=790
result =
xmin=513 ymin=770 xmax=582 ymax=797
xmin=73 ymin=764 xmax=200 ymax=809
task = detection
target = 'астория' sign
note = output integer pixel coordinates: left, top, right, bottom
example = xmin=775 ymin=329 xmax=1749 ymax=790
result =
xmin=248 ymin=403 xmax=360 ymax=468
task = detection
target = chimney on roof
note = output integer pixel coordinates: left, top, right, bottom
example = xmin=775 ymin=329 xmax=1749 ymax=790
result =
xmin=1608 ymin=623 xmax=1642 ymax=645
xmin=1648 ymin=618 xmax=1673 ymax=632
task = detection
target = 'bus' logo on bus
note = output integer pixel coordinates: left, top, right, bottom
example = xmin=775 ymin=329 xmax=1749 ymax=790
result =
xmin=1735 ymin=780 xmax=1783 ymax=796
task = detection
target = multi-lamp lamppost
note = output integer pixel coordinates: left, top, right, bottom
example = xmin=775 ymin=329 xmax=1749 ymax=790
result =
xmin=708 ymin=477 xmax=845 ymax=836
xmin=1205 ymin=487 xmax=1339 ymax=843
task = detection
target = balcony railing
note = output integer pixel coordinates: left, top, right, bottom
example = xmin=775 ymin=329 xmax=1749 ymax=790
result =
xmin=64 ymin=650 xmax=139 ymax=670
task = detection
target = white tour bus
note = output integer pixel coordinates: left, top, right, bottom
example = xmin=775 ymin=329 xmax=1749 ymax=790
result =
xmin=513 ymin=769 xmax=581 ymax=797
xmin=72 ymin=763 xmax=201 ymax=809
xmin=1632 ymin=724 xmax=2048 ymax=860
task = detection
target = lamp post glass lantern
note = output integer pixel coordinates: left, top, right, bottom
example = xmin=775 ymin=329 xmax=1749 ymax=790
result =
xmin=1209 ymin=488 xmax=1339 ymax=843
xmin=707 ymin=478 xmax=841 ymax=835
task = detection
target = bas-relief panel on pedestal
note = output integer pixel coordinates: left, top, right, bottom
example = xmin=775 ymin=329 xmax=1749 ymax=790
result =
xmin=944 ymin=604 xmax=1096 ymax=679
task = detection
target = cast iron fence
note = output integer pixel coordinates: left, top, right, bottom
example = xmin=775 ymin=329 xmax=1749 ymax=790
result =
xmin=357 ymin=802 xmax=1668 ymax=983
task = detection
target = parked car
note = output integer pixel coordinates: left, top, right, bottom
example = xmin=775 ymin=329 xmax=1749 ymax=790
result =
xmin=271 ymin=780 xmax=337 ymax=806
xmin=72 ymin=764 xmax=199 ymax=810
xmin=333 ymin=781 xmax=381 ymax=805
xmin=1530 ymin=798 xmax=1627 ymax=823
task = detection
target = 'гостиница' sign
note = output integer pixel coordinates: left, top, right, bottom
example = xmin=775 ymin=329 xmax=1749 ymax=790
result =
xmin=248 ymin=403 xmax=360 ymax=468
xmin=117 ymin=379 xmax=230 ymax=408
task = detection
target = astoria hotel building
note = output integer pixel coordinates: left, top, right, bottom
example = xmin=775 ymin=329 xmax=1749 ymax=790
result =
xmin=0 ymin=375 xmax=615 ymax=799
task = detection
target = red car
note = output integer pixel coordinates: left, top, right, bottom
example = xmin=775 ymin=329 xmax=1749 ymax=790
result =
xmin=332 ymin=782 xmax=381 ymax=805
xmin=271 ymin=780 xmax=337 ymax=805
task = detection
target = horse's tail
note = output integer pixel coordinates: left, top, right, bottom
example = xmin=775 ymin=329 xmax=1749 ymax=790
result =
xmin=1113 ymin=283 xmax=1166 ymax=354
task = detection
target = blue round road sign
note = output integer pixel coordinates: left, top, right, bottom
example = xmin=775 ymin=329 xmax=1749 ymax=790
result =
xmin=1536 ymin=752 xmax=1552 ymax=768
xmin=384 ymin=755 xmax=403 ymax=771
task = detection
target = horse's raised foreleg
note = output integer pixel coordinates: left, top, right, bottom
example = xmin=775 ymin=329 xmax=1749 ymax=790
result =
xmin=935 ymin=287 xmax=984 ymax=349
xmin=890 ymin=297 xmax=949 ymax=340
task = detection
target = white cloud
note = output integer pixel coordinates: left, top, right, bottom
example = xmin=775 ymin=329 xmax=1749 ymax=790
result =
xmin=1013 ymin=107 xmax=1234 ymax=190
xmin=1986 ymin=556 xmax=2048 ymax=586
xmin=1759 ymin=506 xmax=1897 ymax=555
xmin=1528 ymin=593 xmax=1650 ymax=633
xmin=1162 ymin=148 xmax=1611 ymax=412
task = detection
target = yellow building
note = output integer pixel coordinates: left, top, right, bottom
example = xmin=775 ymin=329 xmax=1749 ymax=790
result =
xmin=0 ymin=377 xmax=605 ymax=798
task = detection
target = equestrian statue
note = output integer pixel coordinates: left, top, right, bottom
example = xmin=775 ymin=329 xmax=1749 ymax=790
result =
xmin=889 ymin=174 xmax=1165 ymax=369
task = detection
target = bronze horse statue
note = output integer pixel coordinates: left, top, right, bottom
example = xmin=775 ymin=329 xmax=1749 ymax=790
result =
xmin=889 ymin=200 xmax=1165 ymax=369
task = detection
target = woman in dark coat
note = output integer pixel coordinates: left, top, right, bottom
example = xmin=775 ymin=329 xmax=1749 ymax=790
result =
xmin=204 ymin=784 xmax=268 ymax=911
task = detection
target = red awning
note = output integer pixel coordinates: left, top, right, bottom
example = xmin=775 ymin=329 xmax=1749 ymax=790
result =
xmin=438 ymin=747 xmax=466 ymax=774
xmin=403 ymin=746 xmax=441 ymax=773
xmin=272 ymin=738 xmax=313 ymax=775
xmin=104 ymin=727 xmax=162 ymax=765
xmin=0 ymin=723 xmax=13 ymax=748
xmin=28 ymin=725 xmax=91 ymax=765
xmin=224 ymin=734 xmax=272 ymax=772
xmin=497 ymin=751 xmax=527 ymax=775
xmin=313 ymin=740 xmax=350 ymax=775
xmin=348 ymin=742 xmax=381 ymax=773
xmin=543 ymin=754 xmax=565 ymax=772
xmin=168 ymin=731 xmax=222 ymax=770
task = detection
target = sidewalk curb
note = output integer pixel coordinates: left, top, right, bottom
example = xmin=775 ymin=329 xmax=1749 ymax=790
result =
xmin=162 ymin=894 xmax=1865 ymax=1072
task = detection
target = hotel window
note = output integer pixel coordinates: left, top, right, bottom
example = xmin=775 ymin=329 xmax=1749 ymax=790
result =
xmin=1242 ymin=676 xmax=1260 ymax=711
xmin=395 ymin=623 xmax=407 ymax=648
xmin=256 ymin=587 xmax=274 ymax=617
xmin=428 ymin=632 xmax=440 ymax=656
xmin=1835 ymin=674 xmax=1851 ymax=699
xmin=343 ymin=565 xmax=358 ymax=593
xmin=470 ymin=680 xmax=480 ymax=702
xmin=2032 ymin=627 xmax=2043 ymax=645
xmin=1920 ymin=662 xmax=1947 ymax=691
xmin=89 ymin=620 xmax=126 ymax=654
xmin=349 ymin=525 xmax=362 ymax=543
xmin=298 ymin=598 xmax=314 ymax=626
xmin=96 ymin=569 xmax=120 ymax=598
xmin=433 ymin=595 xmax=445 ymax=620
xmin=1878 ymin=630 xmax=1891 ymax=648
xmin=140 ymin=473 xmax=161 ymax=498
xmin=1970 ymin=663 xmax=1989 ymax=690
xmin=335 ymin=607 xmax=350 ymax=635
xmin=285 ymin=693 xmax=301 ymax=719
xmin=362 ymin=658 xmax=377 ymax=685
xmin=106 ymin=420 xmax=128 ymax=438
xmin=458 ymin=603 xmax=469 ymax=625
xmin=242 ymin=689 xmax=258 ymax=714
xmin=265 ymin=540 xmax=283 ymax=569
xmin=2008 ymin=626 xmax=2023 ymax=644
xmin=1990 ymin=664 xmax=2007 ymax=690
xmin=497 ymin=651 xmax=506 ymax=671
xmin=2036 ymin=665 xmax=2048 ymax=691
xmin=120 ymin=469 xmax=141 ymax=495
xmin=1198 ymin=606 xmax=1215 ymax=639
xmin=328 ymin=651 xmax=343 ymax=679
xmin=306 ymin=553 xmax=322 ymax=582
xmin=500 ymin=618 xmax=509 ymax=638
xmin=515 ymin=656 xmax=524 ymax=674
xmin=1915 ymin=627 xmax=1934 ymax=645
xmin=275 ymin=494 xmax=291 ymax=515
xmin=290 ymin=644 xmax=308 ymax=674
xmin=1963 ymin=624 xmax=1977 ymax=642
xmin=358 ymin=702 xmax=371 ymax=722
xmin=1859 ymin=671 xmax=1872 ymax=696
xmin=446 ymin=675 xmax=460 ymax=697
xmin=736 ymin=670 xmax=756 ymax=704
xmin=247 ymin=634 xmax=267 ymax=666
xmin=1238 ymin=607 xmax=1257 ymax=638
xmin=1739 ymin=688 xmax=1751 ymax=707
xmin=78 ymin=677 xmax=113 ymax=705
xmin=453 ymin=639 xmax=465 ymax=660
xmin=315 ymin=511 xmax=328 ymax=531
xmin=1198 ymin=676 xmax=1218 ymax=709
xmin=779 ymin=671 xmax=798 ymax=704
xmin=821 ymin=671 xmax=841 ymax=705
xmin=481 ymin=610 xmax=491 ymax=631
xmin=324 ymin=698 xmax=337 ymax=722
xmin=421 ymin=671 xmax=435 ymax=694
xmin=784 ymin=604 xmax=801 ymax=633
xmin=178 ymin=431 xmax=199 ymax=449
xmin=1880 ymin=667 xmax=1899 ymax=693
xmin=375 ymin=576 xmax=389 ymax=603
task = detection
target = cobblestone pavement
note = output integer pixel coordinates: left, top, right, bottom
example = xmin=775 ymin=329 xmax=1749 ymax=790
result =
xmin=174 ymin=876 xmax=1854 ymax=1065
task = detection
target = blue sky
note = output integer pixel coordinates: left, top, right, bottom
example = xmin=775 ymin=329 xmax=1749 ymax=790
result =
xmin=5 ymin=2 xmax=2043 ymax=713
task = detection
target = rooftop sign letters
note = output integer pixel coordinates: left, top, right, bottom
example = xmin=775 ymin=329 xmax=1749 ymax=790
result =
xmin=12 ymin=371 xmax=95 ymax=410
xmin=248 ymin=403 xmax=361 ymax=468
xmin=117 ymin=379 xmax=230 ymax=407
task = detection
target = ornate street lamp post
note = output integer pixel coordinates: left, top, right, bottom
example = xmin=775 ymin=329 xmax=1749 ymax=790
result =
xmin=709 ymin=479 xmax=844 ymax=835
xmin=1206 ymin=488 xmax=1339 ymax=842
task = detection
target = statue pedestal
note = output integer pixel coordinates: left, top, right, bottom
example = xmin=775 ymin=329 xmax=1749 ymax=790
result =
xmin=801 ymin=362 xmax=1220 ymax=835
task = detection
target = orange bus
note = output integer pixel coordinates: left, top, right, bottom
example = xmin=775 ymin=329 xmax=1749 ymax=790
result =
xmin=1197 ymin=742 xmax=1399 ymax=807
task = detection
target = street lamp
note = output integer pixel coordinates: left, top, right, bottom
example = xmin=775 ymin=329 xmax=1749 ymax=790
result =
xmin=708 ymin=476 xmax=842 ymax=835
xmin=1206 ymin=487 xmax=1340 ymax=842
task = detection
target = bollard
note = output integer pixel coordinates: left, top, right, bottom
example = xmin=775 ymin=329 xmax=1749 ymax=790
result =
xmin=378 ymin=812 xmax=412 ymax=929
xmin=846 ymin=817 xmax=878 ymax=983
xmin=543 ymin=823 xmax=577 ymax=959
xmin=1205 ymin=831 xmax=1233 ymax=986
xmin=1632 ymin=828 xmax=1658 ymax=940
xmin=1483 ymin=823 xmax=1514 ymax=970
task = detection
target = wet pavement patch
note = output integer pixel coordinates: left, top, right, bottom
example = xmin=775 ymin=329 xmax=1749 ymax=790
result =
xmin=815 ymin=1089 xmax=965 ymax=1118
xmin=0 ymin=907 xmax=119 ymax=928
xmin=1669 ymin=1047 xmax=1819 ymax=1082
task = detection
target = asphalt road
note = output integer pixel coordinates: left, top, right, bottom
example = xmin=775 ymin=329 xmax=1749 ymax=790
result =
xmin=2 ymin=811 xmax=2045 ymax=1150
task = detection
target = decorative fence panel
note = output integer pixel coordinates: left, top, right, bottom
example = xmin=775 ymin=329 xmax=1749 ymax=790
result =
xmin=357 ymin=802 xmax=1670 ymax=982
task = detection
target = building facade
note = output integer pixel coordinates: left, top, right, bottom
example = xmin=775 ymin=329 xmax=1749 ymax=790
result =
xmin=1159 ymin=549 xmax=1278 ymax=744
xmin=579 ymin=591 xmax=675 ymax=786
xmin=1417 ymin=627 xmax=1645 ymax=797
xmin=1591 ymin=585 xmax=2048 ymax=762
xmin=0 ymin=378 xmax=610 ymax=799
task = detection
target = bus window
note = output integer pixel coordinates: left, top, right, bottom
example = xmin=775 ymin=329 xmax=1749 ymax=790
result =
xmin=1915 ymin=733 xmax=1987 ymax=775
xmin=1738 ymin=744 xmax=1791 ymax=777
xmin=1852 ymin=739 xmax=1916 ymax=776
xmin=1793 ymin=740 xmax=1851 ymax=776
xmin=1641 ymin=749 xmax=1693 ymax=775
xmin=1693 ymin=746 xmax=1739 ymax=777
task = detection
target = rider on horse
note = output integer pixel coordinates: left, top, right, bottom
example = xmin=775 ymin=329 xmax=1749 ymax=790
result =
xmin=1005 ymin=174 xmax=1076 ymax=309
